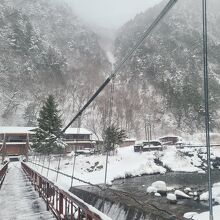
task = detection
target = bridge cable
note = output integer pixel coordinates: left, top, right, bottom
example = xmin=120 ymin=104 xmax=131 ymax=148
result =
xmin=102 ymin=78 xmax=115 ymax=212
xmin=60 ymin=0 xmax=178 ymax=135
xmin=28 ymin=159 xmax=182 ymax=219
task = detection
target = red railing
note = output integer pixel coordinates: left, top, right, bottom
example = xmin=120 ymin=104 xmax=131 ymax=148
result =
xmin=0 ymin=162 xmax=9 ymax=189
xmin=21 ymin=162 xmax=111 ymax=220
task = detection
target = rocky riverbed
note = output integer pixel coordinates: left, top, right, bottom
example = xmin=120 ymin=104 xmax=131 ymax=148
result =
xmin=70 ymin=170 xmax=220 ymax=220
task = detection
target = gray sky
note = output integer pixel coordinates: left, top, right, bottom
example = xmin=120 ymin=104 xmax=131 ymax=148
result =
xmin=65 ymin=0 xmax=163 ymax=29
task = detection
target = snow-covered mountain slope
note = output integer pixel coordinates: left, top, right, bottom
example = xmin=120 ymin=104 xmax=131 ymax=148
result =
xmin=0 ymin=0 xmax=110 ymax=126
xmin=114 ymin=0 xmax=220 ymax=134
xmin=1 ymin=0 xmax=220 ymax=138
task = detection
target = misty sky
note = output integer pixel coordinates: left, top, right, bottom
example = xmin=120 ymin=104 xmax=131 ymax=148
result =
xmin=65 ymin=0 xmax=163 ymax=29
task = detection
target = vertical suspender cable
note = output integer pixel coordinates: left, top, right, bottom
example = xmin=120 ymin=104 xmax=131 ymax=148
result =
xmin=109 ymin=80 xmax=115 ymax=126
xmin=56 ymin=154 xmax=62 ymax=182
xmin=202 ymin=0 xmax=213 ymax=219
xmin=70 ymin=152 xmax=77 ymax=188
xmin=103 ymin=80 xmax=115 ymax=212
xmin=104 ymin=82 xmax=114 ymax=188
xmin=41 ymin=155 xmax=46 ymax=174
xmin=47 ymin=156 xmax=51 ymax=177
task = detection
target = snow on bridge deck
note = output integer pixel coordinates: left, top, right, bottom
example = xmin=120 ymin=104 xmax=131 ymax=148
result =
xmin=0 ymin=162 xmax=55 ymax=220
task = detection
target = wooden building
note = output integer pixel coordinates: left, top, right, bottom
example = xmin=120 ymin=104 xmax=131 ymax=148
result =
xmin=63 ymin=128 xmax=94 ymax=153
xmin=0 ymin=127 xmax=94 ymax=156
xmin=0 ymin=127 xmax=34 ymax=157
xmin=120 ymin=139 xmax=136 ymax=147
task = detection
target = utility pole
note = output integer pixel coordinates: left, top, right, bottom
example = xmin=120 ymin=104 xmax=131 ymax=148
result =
xmin=70 ymin=150 xmax=77 ymax=188
xmin=145 ymin=115 xmax=152 ymax=141
xmin=202 ymin=0 xmax=213 ymax=219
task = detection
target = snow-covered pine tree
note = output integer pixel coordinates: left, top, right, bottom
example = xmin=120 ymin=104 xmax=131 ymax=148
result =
xmin=32 ymin=95 xmax=65 ymax=154
xmin=103 ymin=125 xmax=127 ymax=153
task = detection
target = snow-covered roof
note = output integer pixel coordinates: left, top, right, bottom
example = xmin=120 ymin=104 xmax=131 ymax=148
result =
xmin=0 ymin=127 xmax=92 ymax=135
xmin=159 ymin=135 xmax=182 ymax=139
xmin=65 ymin=127 xmax=92 ymax=135
xmin=0 ymin=127 xmax=36 ymax=134
xmin=123 ymin=138 xmax=136 ymax=142
xmin=142 ymin=140 xmax=160 ymax=143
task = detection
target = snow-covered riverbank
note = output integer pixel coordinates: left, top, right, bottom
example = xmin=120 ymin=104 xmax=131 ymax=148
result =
xmin=27 ymin=145 xmax=220 ymax=219
xmin=28 ymin=145 xmax=220 ymax=188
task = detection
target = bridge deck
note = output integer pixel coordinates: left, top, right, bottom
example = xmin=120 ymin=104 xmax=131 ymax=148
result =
xmin=0 ymin=162 xmax=55 ymax=220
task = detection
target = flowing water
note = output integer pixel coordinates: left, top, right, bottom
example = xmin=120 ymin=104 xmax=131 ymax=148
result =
xmin=71 ymin=170 xmax=220 ymax=220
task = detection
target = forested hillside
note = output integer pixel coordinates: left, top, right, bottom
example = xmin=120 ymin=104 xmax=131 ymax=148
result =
xmin=1 ymin=0 xmax=220 ymax=138
xmin=0 ymin=0 xmax=110 ymax=126
xmin=113 ymin=0 xmax=220 ymax=136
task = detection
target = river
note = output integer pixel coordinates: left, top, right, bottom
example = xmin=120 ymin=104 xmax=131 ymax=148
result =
xmin=71 ymin=170 xmax=220 ymax=220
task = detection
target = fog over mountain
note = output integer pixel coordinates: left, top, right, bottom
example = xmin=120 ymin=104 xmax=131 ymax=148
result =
xmin=0 ymin=0 xmax=220 ymax=138
xmin=63 ymin=0 xmax=163 ymax=29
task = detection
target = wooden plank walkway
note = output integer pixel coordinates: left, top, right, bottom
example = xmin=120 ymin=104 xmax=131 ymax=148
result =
xmin=0 ymin=162 xmax=55 ymax=220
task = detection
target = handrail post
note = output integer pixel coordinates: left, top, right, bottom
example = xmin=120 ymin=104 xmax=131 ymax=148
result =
xmin=39 ymin=176 xmax=42 ymax=197
xmin=59 ymin=192 xmax=64 ymax=215
xmin=87 ymin=214 xmax=93 ymax=220
xmin=46 ymin=182 xmax=49 ymax=211
xmin=0 ymin=162 xmax=9 ymax=189
xmin=34 ymin=173 xmax=37 ymax=190
xmin=78 ymin=208 xmax=81 ymax=220
xmin=70 ymin=202 xmax=73 ymax=220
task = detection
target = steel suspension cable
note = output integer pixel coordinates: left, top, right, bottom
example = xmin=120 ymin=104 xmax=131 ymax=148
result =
xmin=202 ymin=0 xmax=213 ymax=219
xmin=102 ymin=80 xmax=115 ymax=212
xmin=61 ymin=0 xmax=178 ymax=134
xmin=108 ymin=80 xmax=114 ymax=126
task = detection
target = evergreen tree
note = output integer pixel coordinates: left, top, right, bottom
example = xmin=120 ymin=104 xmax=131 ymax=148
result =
xmin=32 ymin=95 xmax=65 ymax=154
xmin=103 ymin=125 xmax=127 ymax=153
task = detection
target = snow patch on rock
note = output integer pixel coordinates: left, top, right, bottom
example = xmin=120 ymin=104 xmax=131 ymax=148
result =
xmin=146 ymin=186 xmax=157 ymax=193
xmin=155 ymin=192 xmax=161 ymax=197
xmin=151 ymin=181 xmax=167 ymax=193
xmin=175 ymin=190 xmax=190 ymax=199
xmin=167 ymin=193 xmax=176 ymax=201
xmin=183 ymin=212 xmax=198 ymax=219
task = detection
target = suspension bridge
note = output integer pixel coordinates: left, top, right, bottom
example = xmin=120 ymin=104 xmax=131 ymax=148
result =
xmin=0 ymin=161 xmax=111 ymax=220
xmin=0 ymin=0 xmax=214 ymax=219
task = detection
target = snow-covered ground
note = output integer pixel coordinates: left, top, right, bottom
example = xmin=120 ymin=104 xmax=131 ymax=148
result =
xmin=27 ymin=146 xmax=220 ymax=188
xmin=185 ymin=206 xmax=220 ymax=220
xmin=27 ymin=146 xmax=210 ymax=187
xmin=27 ymin=145 xmax=220 ymax=220
xmin=29 ymin=146 xmax=167 ymax=188
xmin=160 ymin=147 xmax=202 ymax=172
